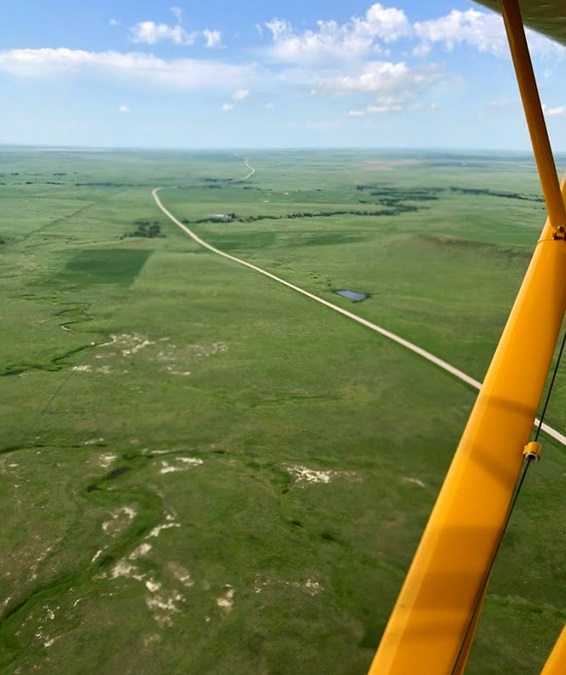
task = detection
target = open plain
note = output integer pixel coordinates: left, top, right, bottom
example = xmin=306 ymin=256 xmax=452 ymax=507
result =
xmin=1 ymin=148 xmax=565 ymax=674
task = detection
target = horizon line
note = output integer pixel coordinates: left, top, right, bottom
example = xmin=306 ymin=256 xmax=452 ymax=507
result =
xmin=0 ymin=143 xmax=549 ymax=156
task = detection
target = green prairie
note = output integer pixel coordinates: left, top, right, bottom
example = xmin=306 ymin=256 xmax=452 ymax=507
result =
xmin=0 ymin=148 xmax=565 ymax=674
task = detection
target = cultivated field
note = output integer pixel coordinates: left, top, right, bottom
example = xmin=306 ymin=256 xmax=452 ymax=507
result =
xmin=1 ymin=148 xmax=565 ymax=674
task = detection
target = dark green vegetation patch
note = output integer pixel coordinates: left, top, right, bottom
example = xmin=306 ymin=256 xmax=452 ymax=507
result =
xmin=61 ymin=248 xmax=153 ymax=286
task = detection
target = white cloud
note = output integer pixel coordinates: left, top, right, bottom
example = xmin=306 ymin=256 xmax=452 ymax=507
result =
xmin=0 ymin=48 xmax=259 ymax=92
xmin=170 ymin=6 xmax=183 ymax=25
xmin=307 ymin=60 xmax=443 ymax=96
xmin=221 ymin=89 xmax=250 ymax=112
xmin=129 ymin=21 xmax=195 ymax=46
xmin=543 ymin=104 xmax=566 ymax=117
xmin=129 ymin=20 xmax=222 ymax=48
xmin=231 ymin=88 xmax=249 ymax=101
xmin=415 ymin=10 xmax=501 ymax=54
xmin=415 ymin=9 xmax=564 ymax=58
xmin=264 ymin=3 xmax=411 ymax=64
xmin=109 ymin=19 xmax=119 ymax=27
xmin=203 ymin=29 xmax=222 ymax=48
xmin=118 ymin=104 xmax=131 ymax=113
xmin=412 ymin=42 xmax=430 ymax=58
xmin=263 ymin=5 xmax=564 ymax=65
xmin=356 ymin=3 xmax=412 ymax=42
xmin=282 ymin=59 xmax=446 ymax=115
xmin=346 ymin=99 xmax=409 ymax=116
xmin=266 ymin=101 xmax=274 ymax=109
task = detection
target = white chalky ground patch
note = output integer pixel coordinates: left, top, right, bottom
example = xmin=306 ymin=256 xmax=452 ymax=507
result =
xmin=104 ymin=560 xmax=188 ymax=628
xmin=286 ymin=465 xmax=358 ymax=486
xmin=85 ymin=438 xmax=104 ymax=445
xmin=166 ymin=366 xmax=192 ymax=376
xmin=177 ymin=457 xmax=203 ymax=465
xmin=286 ymin=465 xmax=334 ymax=485
xmin=130 ymin=543 xmax=152 ymax=560
xmin=105 ymin=547 xmax=194 ymax=628
xmin=102 ymin=506 xmax=137 ymax=533
xmin=73 ymin=365 xmax=112 ymax=374
xmin=34 ymin=605 xmax=62 ymax=649
xmin=146 ymin=590 xmax=184 ymax=627
xmin=75 ymin=334 xmax=157 ymax=372
xmin=160 ymin=463 xmax=179 ymax=475
xmin=401 ymin=477 xmax=426 ymax=488
xmin=100 ymin=512 xmax=187 ymax=627
xmin=254 ymin=576 xmax=323 ymax=596
xmin=98 ymin=453 xmax=117 ymax=468
xmin=123 ymin=339 xmax=154 ymax=356
xmin=110 ymin=560 xmax=145 ymax=582
xmin=30 ymin=545 xmax=55 ymax=581
xmin=35 ymin=630 xmax=60 ymax=649
xmin=157 ymin=341 xmax=228 ymax=376
xmin=168 ymin=562 xmax=194 ymax=588
xmin=97 ymin=335 xmax=228 ymax=375
xmin=303 ymin=579 xmax=323 ymax=596
xmin=92 ymin=550 xmax=103 ymax=562
xmin=0 ymin=597 xmax=12 ymax=615
xmin=159 ymin=457 xmax=203 ymax=474
xmin=98 ymin=334 xmax=155 ymax=360
xmin=148 ymin=513 xmax=180 ymax=539
xmin=143 ymin=633 xmax=162 ymax=648
xmin=216 ymin=586 xmax=234 ymax=612
xmin=145 ymin=578 xmax=162 ymax=593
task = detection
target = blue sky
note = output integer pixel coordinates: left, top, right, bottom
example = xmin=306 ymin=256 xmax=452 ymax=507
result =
xmin=1 ymin=0 xmax=565 ymax=150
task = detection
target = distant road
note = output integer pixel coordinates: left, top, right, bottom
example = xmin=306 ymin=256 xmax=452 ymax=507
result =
xmin=234 ymin=153 xmax=255 ymax=181
xmin=151 ymin=161 xmax=566 ymax=448
xmin=242 ymin=158 xmax=255 ymax=180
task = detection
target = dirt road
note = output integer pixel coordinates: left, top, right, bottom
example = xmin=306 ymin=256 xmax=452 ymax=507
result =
xmin=151 ymin=176 xmax=566 ymax=448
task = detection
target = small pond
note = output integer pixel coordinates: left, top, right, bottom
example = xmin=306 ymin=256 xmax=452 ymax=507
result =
xmin=333 ymin=290 xmax=368 ymax=302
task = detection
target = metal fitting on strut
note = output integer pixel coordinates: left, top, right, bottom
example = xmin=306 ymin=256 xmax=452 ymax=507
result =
xmin=523 ymin=441 xmax=543 ymax=462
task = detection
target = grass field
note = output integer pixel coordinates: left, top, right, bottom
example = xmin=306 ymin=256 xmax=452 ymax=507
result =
xmin=1 ymin=147 xmax=565 ymax=674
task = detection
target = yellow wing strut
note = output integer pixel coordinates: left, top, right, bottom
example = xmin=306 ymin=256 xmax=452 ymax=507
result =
xmin=541 ymin=626 xmax=566 ymax=675
xmin=368 ymin=1 xmax=566 ymax=672
xmin=500 ymin=0 xmax=566 ymax=235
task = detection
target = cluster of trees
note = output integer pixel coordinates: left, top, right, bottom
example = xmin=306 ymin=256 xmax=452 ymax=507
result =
xmin=25 ymin=181 xmax=63 ymax=185
xmin=448 ymin=186 xmax=544 ymax=202
xmin=182 ymin=206 xmax=420 ymax=226
xmin=356 ymin=184 xmax=442 ymax=202
xmin=182 ymin=213 xmax=237 ymax=224
xmin=121 ymin=220 xmax=165 ymax=239
xmin=238 ymin=208 xmax=417 ymax=222
xmin=355 ymin=183 xmax=543 ymax=204
xmin=74 ymin=182 xmax=143 ymax=187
